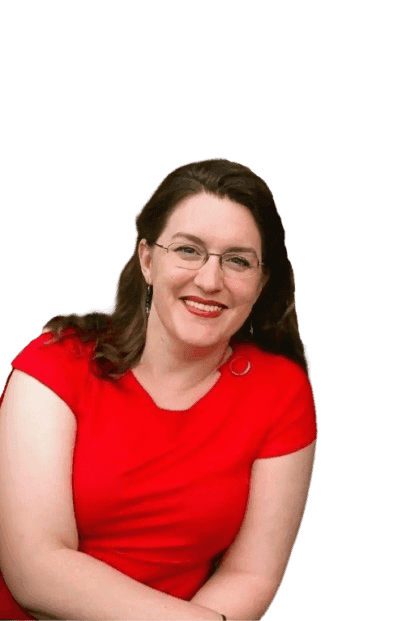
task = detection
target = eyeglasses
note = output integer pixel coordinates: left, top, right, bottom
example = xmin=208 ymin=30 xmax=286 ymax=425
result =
xmin=153 ymin=242 xmax=264 ymax=280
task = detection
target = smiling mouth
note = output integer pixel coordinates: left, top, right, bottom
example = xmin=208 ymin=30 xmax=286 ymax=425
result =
xmin=181 ymin=295 xmax=227 ymax=309
xmin=181 ymin=298 xmax=226 ymax=317
xmin=183 ymin=299 xmax=224 ymax=312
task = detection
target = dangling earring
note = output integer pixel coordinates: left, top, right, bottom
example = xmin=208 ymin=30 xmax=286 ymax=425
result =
xmin=250 ymin=319 xmax=253 ymax=336
xmin=144 ymin=284 xmax=152 ymax=318
xmin=280 ymin=301 xmax=295 ymax=322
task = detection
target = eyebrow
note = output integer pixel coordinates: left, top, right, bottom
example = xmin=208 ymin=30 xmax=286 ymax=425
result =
xmin=170 ymin=232 xmax=258 ymax=254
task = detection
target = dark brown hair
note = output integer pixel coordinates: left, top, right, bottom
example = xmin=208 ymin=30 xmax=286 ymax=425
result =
xmin=42 ymin=159 xmax=309 ymax=376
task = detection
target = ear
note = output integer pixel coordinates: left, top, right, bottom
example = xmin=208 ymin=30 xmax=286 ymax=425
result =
xmin=138 ymin=238 xmax=153 ymax=285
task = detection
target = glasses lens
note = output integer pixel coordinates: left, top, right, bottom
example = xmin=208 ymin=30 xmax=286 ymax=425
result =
xmin=168 ymin=243 xmax=205 ymax=268
xmin=167 ymin=243 xmax=261 ymax=279
xmin=222 ymin=253 xmax=259 ymax=278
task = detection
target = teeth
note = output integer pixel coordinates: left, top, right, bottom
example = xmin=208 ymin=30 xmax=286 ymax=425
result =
xmin=183 ymin=299 xmax=223 ymax=312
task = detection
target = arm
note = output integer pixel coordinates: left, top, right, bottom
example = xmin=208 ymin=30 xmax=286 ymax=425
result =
xmin=0 ymin=371 xmax=223 ymax=621
xmin=22 ymin=548 xmax=224 ymax=621
xmin=191 ymin=442 xmax=316 ymax=620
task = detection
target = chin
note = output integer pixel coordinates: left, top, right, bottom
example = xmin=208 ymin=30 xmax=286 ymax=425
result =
xmin=177 ymin=328 xmax=226 ymax=350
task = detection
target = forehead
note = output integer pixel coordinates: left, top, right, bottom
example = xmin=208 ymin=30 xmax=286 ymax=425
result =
xmin=162 ymin=192 xmax=262 ymax=251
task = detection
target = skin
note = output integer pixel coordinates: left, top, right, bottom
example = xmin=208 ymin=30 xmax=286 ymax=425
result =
xmin=136 ymin=191 xmax=268 ymax=399
xmin=1 ymin=195 xmax=313 ymax=621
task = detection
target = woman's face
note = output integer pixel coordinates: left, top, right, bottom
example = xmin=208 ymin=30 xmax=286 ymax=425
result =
xmin=139 ymin=192 xmax=268 ymax=352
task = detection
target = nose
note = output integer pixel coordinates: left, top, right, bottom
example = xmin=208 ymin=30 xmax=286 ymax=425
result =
xmin=193 ymin=255 xmax=224 ymax=292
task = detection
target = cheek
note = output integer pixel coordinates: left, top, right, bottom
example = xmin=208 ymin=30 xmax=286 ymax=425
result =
xmin=153 ymin=267 xmax=193 ymax=301
xmin=229 ymin=282 xmax=260 ymax=308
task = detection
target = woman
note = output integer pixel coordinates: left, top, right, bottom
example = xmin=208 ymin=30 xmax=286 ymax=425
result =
xmin=0 ymin=159 xmax=317 ymax=620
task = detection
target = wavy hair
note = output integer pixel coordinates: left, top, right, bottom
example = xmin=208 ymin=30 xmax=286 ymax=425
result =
xmin=42 ymin=159 xmax=309 ymax=376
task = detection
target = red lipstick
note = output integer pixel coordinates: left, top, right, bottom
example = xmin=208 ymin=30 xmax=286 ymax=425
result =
xmin=181 ymin=296 xmax=227 ymax=318
xmin=181 ymin=296 xmax=227 ymax=308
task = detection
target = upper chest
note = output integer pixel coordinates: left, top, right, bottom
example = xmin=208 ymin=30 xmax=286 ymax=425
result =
xmin=130 ymin=368 xmax=222 ymax=411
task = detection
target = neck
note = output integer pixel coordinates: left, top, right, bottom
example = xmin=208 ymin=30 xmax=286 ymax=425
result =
xmin=137 ymin=331 xmax=231 ymax=391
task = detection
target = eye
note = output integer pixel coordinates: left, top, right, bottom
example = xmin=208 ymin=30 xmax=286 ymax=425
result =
xmin=224 ymin=254 xmax=253 ymax=270
xmin=173 ymin=244 xmax=203 ymax=258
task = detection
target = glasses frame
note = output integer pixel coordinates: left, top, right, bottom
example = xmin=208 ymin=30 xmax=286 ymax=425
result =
xmin=152 ymin=241 xmax=265 ymax=276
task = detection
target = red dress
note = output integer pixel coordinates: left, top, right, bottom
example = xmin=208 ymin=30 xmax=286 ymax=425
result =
xmin=0 ymin=331 xmax=317 ymax=620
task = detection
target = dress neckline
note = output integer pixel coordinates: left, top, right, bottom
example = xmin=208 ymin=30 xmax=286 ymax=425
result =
xmin=125 ymin=344 xmax=238 ymax=413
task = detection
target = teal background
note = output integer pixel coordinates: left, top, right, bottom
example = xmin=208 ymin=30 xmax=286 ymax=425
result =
xmin=0 ymin=0 xmax=401 ymax=621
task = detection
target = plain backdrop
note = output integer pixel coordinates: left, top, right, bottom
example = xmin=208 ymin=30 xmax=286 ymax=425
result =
xmin=1 ymin=1 xmax=400 ymax=619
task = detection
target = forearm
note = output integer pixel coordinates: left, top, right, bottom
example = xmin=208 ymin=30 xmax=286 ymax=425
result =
xmin=16 ymin=547 xmax=223 ymax=620
xmin=191 ymin=568 xmax=279 ymax=621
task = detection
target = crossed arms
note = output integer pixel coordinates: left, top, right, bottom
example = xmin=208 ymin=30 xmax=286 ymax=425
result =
xmin=0 ymin=371 xmax=315 ymax=620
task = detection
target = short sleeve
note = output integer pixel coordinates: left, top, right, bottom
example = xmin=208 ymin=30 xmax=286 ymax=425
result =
xmin=255 ymin=365 xmax=317 ymax=459
xmin=4 ymin=330 xmax=90 ymax=415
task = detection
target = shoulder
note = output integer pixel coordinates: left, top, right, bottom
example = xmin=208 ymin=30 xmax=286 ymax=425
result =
xmin=22 ymin=328 xmax=95 ymax=359
xmin=232 ymin=346 xmax=317 ymax=456
xmin=7 ymin=329 xmax=96 ymax=416
xmin=11 ymin=328 xmax=95 ymax=388
xmin=230 ymin=342 xmax=308 ymax=387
